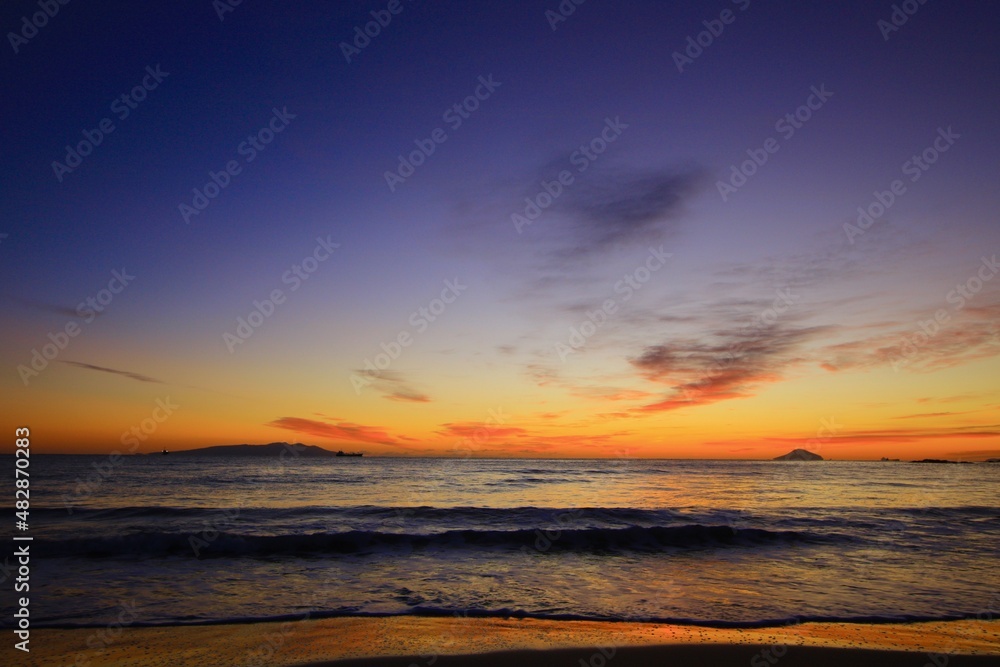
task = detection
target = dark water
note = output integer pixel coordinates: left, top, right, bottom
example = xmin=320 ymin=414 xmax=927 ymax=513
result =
xmin=5 ymin=456 xmax=999 ymax=628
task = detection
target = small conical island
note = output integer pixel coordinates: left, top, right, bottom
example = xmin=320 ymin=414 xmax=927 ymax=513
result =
xmin=773 ymin=448 xmax=824 ymax=461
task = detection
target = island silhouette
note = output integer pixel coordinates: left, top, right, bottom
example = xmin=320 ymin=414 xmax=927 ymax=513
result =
xmin=163 ymin=442 xmax=362 ymax=457
xmin=773 ymin=448 xmax=824 ymax=461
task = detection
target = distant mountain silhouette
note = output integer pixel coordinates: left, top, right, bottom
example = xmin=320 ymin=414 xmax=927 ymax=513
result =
xmin=171 ymin=442 xmax=339 ymax=457
xmin=773 ymin=448 xmax=823 ymax=461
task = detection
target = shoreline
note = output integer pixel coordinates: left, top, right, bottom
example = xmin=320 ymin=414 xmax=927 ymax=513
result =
xmin=19 ymin=616 xmax=1000 ymax=666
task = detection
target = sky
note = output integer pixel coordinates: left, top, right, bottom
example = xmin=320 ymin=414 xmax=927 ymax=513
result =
xmin=1 ymin=1 xmax=998 ymax=459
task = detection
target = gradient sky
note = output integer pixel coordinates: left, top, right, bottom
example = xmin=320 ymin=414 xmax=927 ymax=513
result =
xmin=2 ymin=1 xmax=998 ymax=458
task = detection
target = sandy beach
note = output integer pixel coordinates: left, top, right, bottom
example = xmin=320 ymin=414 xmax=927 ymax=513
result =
xmin=18 ymin=617 xmax=1000 ymax=667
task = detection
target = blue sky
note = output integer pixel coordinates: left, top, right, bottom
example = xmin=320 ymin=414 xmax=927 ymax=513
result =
xmin=2 ymin=1 xmax=998 ymax=457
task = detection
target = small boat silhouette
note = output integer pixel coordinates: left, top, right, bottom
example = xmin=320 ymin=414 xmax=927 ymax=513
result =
xmin=335 ymin=450 xmax=362 ymax=457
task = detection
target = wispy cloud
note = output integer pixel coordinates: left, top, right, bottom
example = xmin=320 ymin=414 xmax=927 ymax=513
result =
xmin=819 ymin=302 xmax=1000 ymax=373
xmin=630 ymin=324 xmax=829 ymax=412
xmin=437 ymin=422 xmax=528 ymax=439
xmin=553 ymin=168 xmax=705 ymax=258
xmin=62 ymin=361 xmax=165 ymax=384
xmin=460 ymin=162 xmax=704 ymax=285
xmin=384 ymin=388 xmax=431 ymax=403
xmin=570 ymin=386 xmax=655 ymax=402
xmin=355 ymin=370 xmax=431 ymax=403
xmin=764 ymin=424 xmax=1000 ymax=445
xmin=892 ymin=411 xmax=971 ymax=419
xmin=8 ymin=296 xmax=93 ymax=319
xmin=917 ymin=393 xmax=991 ymax=404
xmin=268 ymin=416 xmax=406 ymax=447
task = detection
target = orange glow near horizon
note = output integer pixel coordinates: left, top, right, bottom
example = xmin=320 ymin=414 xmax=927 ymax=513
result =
xmin=5 ymin=351 xmax=997 ymax=460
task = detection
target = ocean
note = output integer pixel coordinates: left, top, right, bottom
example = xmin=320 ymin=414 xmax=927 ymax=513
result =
xmin=9 ymin=456 xmax=1000 ymax=629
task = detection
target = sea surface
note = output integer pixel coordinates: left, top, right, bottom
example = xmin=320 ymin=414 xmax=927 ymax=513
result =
xmin=5 ymin=456 xmax=1000 ymax=628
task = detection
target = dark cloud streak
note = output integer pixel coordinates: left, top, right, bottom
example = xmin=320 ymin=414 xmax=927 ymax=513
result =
xmin=557 ymin=168 xmax=705 ymax=257
xmin=62 ymin=361 xmax=165 ymax=384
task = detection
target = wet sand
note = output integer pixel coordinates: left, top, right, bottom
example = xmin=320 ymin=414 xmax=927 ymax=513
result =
xmin=17 ymin=617 xmax=1000 ymax=667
